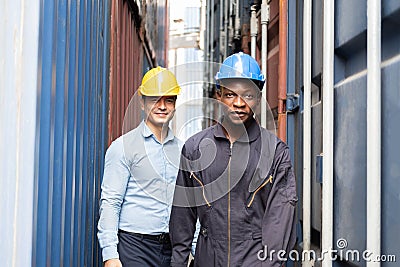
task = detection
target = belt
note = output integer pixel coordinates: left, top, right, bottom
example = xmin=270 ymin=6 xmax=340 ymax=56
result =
xmin=119 ymin=229 xmax=171 ymax=244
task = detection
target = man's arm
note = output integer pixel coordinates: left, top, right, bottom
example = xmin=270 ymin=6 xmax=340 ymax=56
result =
xmin=262 ymin=143 xmax=298 ymax=267
xmin=97 ymin=138 xmax=131 ymax=262
xmin=103 ymin=259 xmax=122 ymax=267
xmin=169 ymin=145 xmax=198 ymax=267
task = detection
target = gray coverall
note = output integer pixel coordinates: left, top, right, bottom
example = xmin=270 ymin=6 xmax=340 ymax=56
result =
xmin=170 ymin=118 xmax=298 ymax=267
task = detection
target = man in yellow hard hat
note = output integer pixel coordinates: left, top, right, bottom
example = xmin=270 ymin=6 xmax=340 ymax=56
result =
xmin=98 ymin=67 xmax=182 ymax=267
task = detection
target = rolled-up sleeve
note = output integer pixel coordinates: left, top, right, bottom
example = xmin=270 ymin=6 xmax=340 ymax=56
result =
xmin=97 ymin=139 xmax=131 ymax=261
xmin=262 ymin=145 xmax=298 ymax=267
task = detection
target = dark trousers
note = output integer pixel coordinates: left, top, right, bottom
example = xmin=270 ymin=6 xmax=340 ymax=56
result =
xmin=118 ymin=231 xmax=172 ymax=267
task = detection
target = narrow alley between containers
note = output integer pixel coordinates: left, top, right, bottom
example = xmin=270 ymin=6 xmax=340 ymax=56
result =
xmin=1 ymin=0 xmax=400 ymax=266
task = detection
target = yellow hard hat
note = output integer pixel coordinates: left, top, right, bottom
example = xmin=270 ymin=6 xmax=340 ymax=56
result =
xmin=138 ymin=66 xmax=181 ymax=96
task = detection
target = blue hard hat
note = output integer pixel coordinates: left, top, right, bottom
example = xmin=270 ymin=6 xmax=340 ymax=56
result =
xmin=215 ymin=52 xmax=265 ymax=90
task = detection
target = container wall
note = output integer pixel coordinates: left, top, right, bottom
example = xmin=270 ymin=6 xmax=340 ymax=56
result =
xmin=254 ymin=0 xmax=286 ymax=139
xmin=108 ymin=0 xmax=143 ymax=144
xmin=142 ymin=0 xmax=169 ymax=66
xmin=107 ymin=0 xmax=170 ymax=144
xmin=0 ymin=1 xmax=40 ymax=266
xmin=202 ymin=0 xmax=223 ymax=127
xmin=33 ymin=0 xmax=111 ymax=266
xmin=265 ymin=0 xmax=280 ymax=112
xmin=156 ymin=0 xmax=169 ymax=67
xmin=287 ymin=0 xmax=323 ymax=248
xmin=333 ymin=1 xmax=400 ymax=265
xmin=3 ymin=0 xmax=171 ymax=265
xmin=288 ymin=0 xmax=400 ymax=266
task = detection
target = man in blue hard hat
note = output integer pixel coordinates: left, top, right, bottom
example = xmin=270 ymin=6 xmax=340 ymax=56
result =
xmin=169 ymin=52 xmax=298 ymax=266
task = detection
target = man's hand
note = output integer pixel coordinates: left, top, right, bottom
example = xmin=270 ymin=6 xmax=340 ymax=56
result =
xmin=104 ymin=258 xmax=122 ymax=267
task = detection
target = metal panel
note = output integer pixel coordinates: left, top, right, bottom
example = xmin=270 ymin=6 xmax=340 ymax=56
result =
xmin=33 ymin=0 xmax=111 ymax=266
xmin=332 ymin=2 xmax=400 ymax=266
xmin=286 ymin=0 xmax=298 ymax=163
xmin=287 ymin=1 xmax=400 ymax=266
xmin=287 ymin=0 xmax=305 ymax=242
xmin=156 ymin=0 xmax=168 ymax=66
xmin=382 ymin=0 xmax=400 ymax=17
xmin=108 ymin=0 xmax=143 ymax=144
xmin=311 ymin=102 xmax=322 ymax=232
xmin=381 ymin=7 xmax=400 ymax=62
xmin=325 ymin=1 xmax=368 ymax=264
xmin=265 ymin=0 xmax=279 ymax=112
xmin=334 ymin=75 xmax=367 ymax=266
xmin=286 ymin=0 xmax=302 ymax=252
xmin=381 ymin=55 xmax=400 ymax=266
xmin=267 ymin=49 xmax=279 ymax=110
xmin=311 ymin=0 xmax=322 ymax=84
xmin=335 ymin=0 xmax=367 ymax=49
xmin=141 ymin=0 xmax=169 ymax=65
xmin=0 ymin=1 xmax=40 ymax=266
xmin=287 ymin=0 xmax=325 ymax=251
xmin=269 ymin=0 xmax=279 ymax=22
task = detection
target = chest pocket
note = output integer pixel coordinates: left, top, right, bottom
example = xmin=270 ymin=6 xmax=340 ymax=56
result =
xmin=190 ymin=172 xmax=211 ymax=207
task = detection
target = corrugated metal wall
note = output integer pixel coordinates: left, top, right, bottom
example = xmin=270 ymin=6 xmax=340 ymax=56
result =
xmin=288 ymin=0 xmax=400 ymax=266
xmin=333 ymin=1 xmax=400 ymax=266
xmin=0 ymin=1 xmax=40 ymax=266
xmin=141 ymin=0 xmax=169 ymax=66
xmin=33 ymin=0 xmax=111 ymax=266
xmin=108 ymin=0 xmax=143 ymax=144
xmin=2 ymin=0 xmax=169 ymax=266
xmin=156 ymin=0 xmax=169 ymax=67
xmin=202 ymin=0 xmax=222 ymax=128
xmin=253 ymin=0 xmax=288 ymax=141
xmin=264 ymin=0 xmax=279 ymax=114
xmin=287 ymin=0 xmax=323 ymax=242
xmin=108 ymin=0 xmax=170 ymax=144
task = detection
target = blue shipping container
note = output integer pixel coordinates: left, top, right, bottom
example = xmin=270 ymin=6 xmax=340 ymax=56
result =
xmin=33 ymin=0 xmax=110 ymax=266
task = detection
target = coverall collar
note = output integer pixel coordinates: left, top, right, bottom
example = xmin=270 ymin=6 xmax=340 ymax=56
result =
xmin=213 ymin=117 xmax=261 ymax=143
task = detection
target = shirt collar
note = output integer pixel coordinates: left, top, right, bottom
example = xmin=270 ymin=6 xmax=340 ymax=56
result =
xmin=213 ymin=116 xmax=261 ymax=142
xmin=141 ymin=120 xmax=175 ymax=143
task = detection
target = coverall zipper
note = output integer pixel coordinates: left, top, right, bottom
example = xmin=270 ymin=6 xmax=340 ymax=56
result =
xmin=227 ymin=142 xmax=232 ymax=267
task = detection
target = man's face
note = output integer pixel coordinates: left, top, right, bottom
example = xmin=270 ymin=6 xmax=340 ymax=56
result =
xmin=219 ymin=79 xmax=261 ymax=125
xmin=141 ymin=95 xmax=177 ymax=128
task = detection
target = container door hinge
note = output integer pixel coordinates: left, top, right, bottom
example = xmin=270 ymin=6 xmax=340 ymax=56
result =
xmin=286 ymin=93 xmax=299 ymax=113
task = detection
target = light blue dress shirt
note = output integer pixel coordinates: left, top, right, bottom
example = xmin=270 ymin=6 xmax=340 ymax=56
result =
xmin=97 ymin=121 xmax=182 ymax=261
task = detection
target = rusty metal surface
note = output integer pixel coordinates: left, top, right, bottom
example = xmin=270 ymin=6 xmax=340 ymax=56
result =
xmin=278 ymin=0 xmax=288 ymax=142
xmin=252 ymin=0 xmax=286 ymax=140
xmin=108 ymin=0 xmax=143 ymax=144
xmin=108 ymin=0 xmax=170 ymax=144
